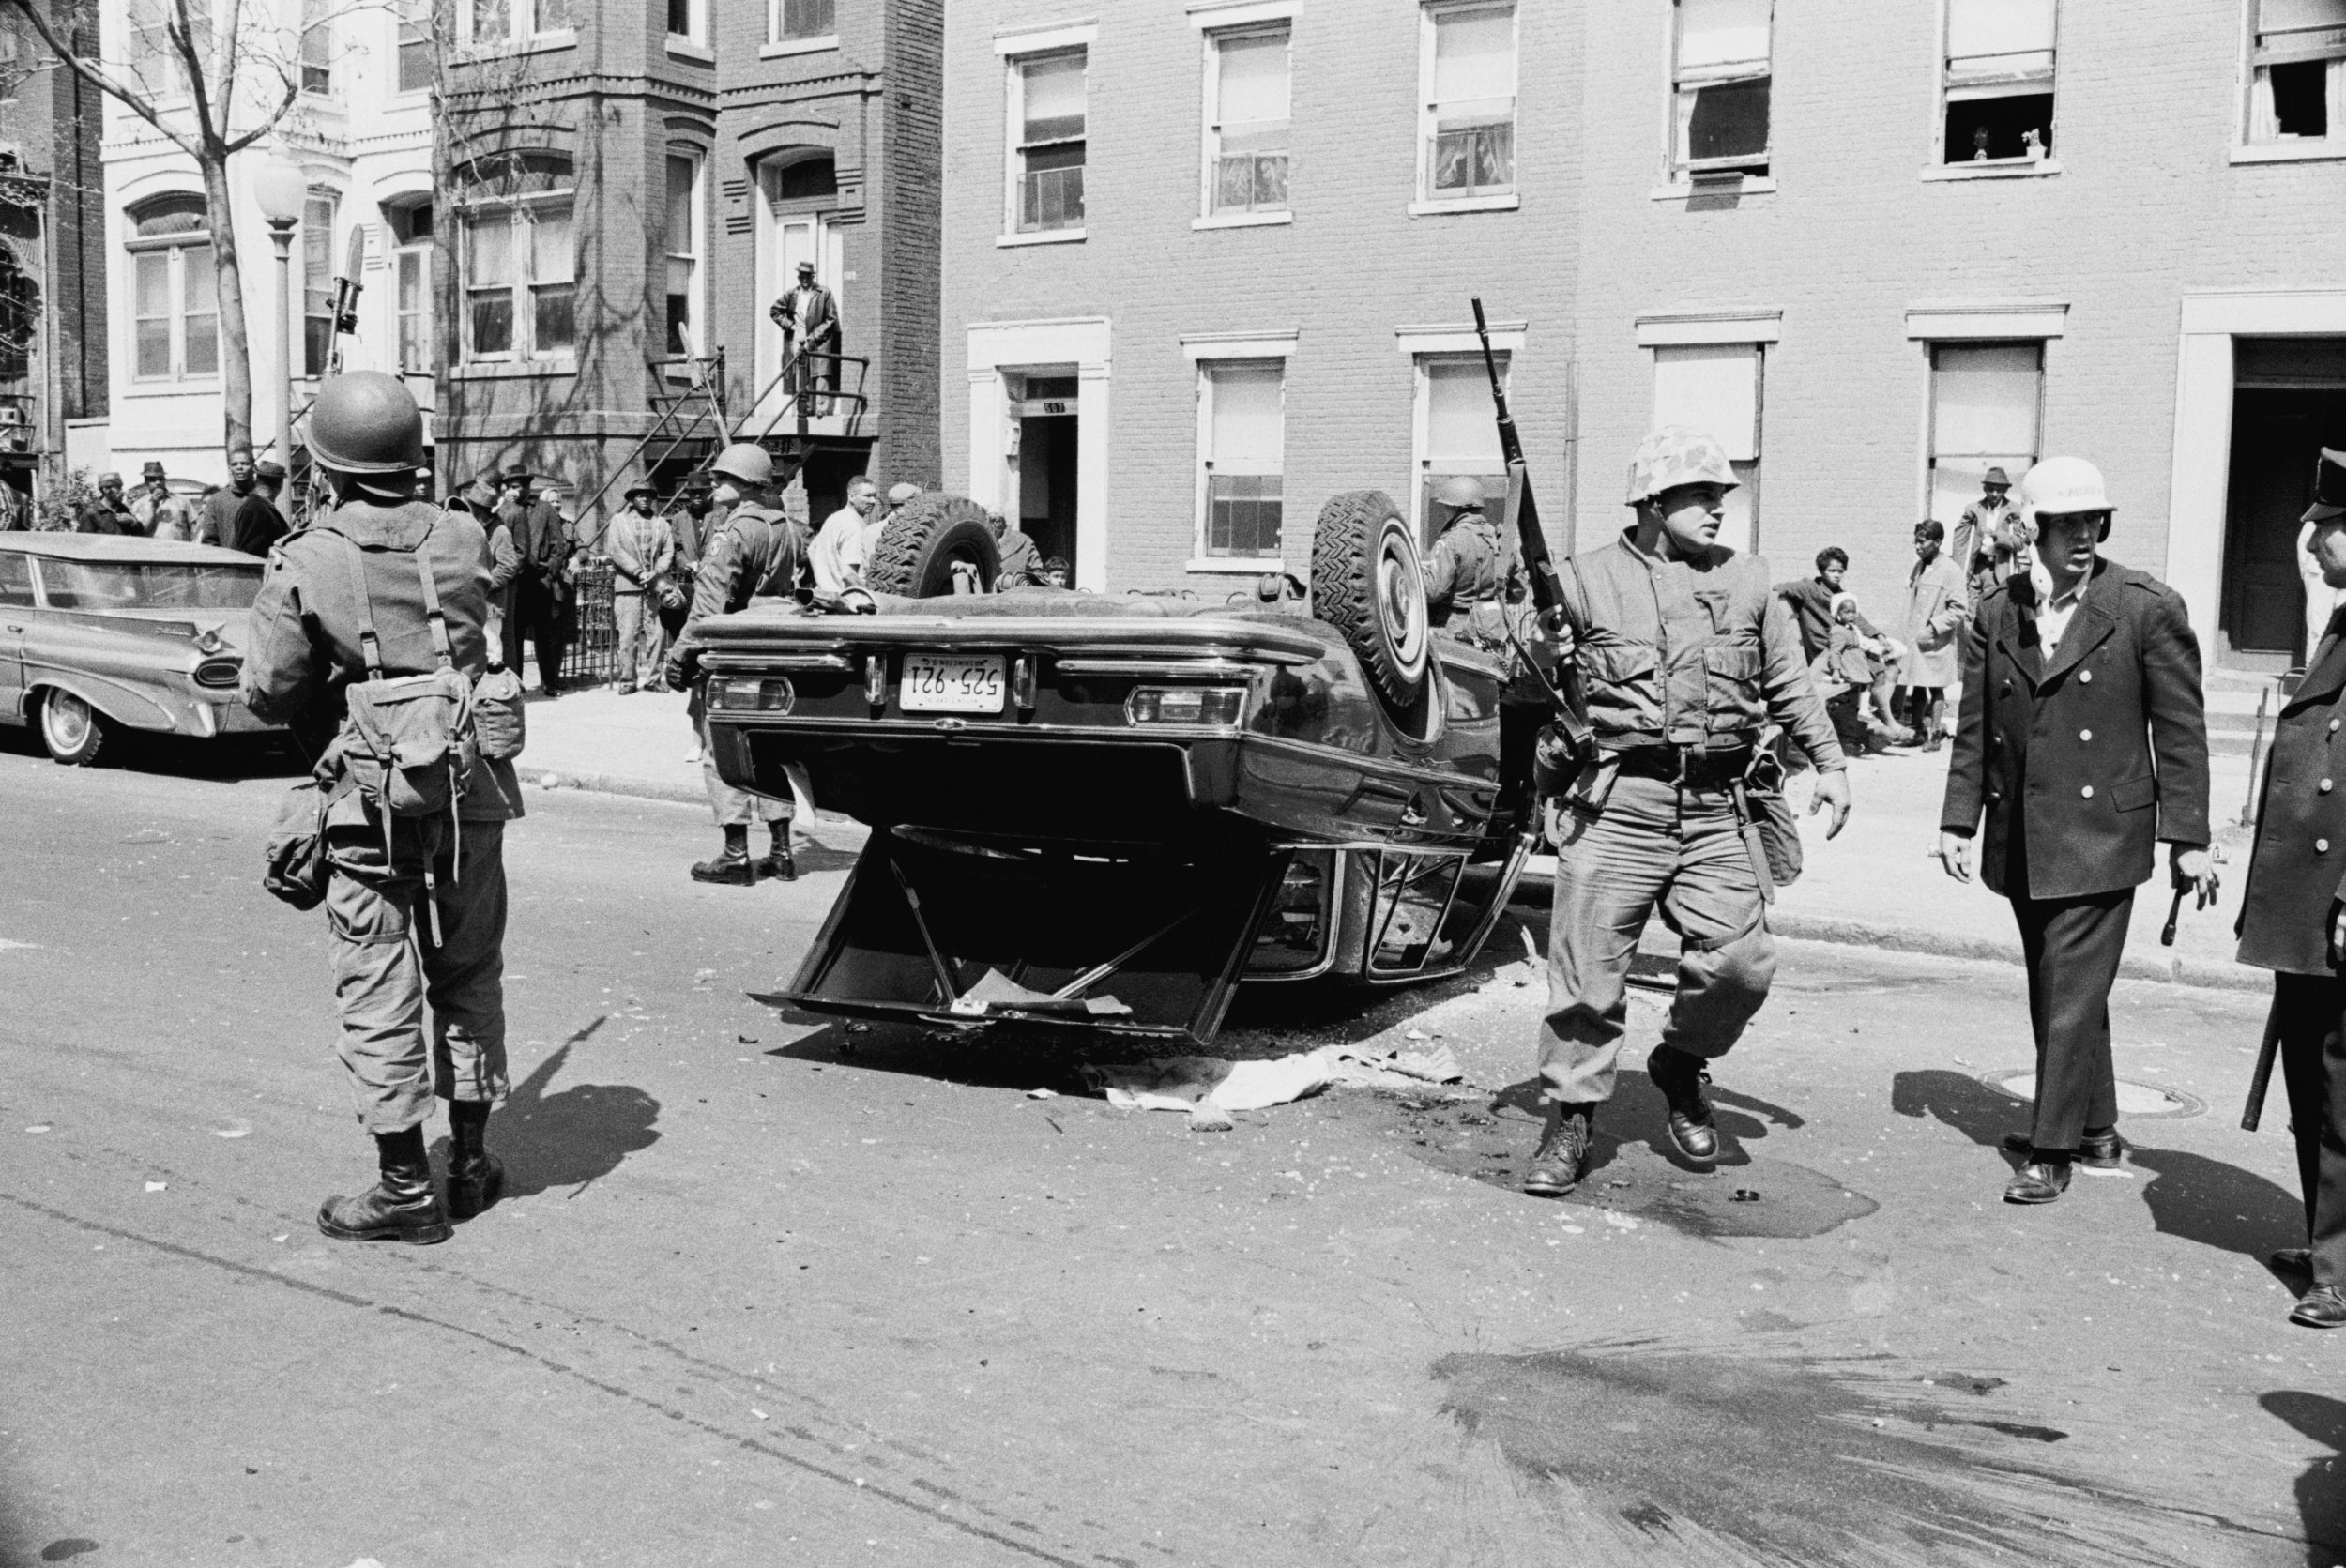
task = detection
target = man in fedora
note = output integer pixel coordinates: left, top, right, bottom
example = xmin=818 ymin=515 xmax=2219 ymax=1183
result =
xmin=607 ymin=480 xmax=677 ymax=693
xmin=2236 ymin=448 xmax=2346 ymax=1328
xmin=769 ymin=260 xmax=839 ymax=417
xmin=1954 ymin=466 xmax=2023 ymax=591
xmin=496 ymin=467 xmax=572 ymax=694
xmin=130 ymin=460 xmax=193 ymax=541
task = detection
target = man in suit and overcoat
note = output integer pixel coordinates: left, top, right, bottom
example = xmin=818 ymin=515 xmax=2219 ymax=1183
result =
xmin=2236 ymin=449 xmax=2346 ymax=1328
xmin=1939 ymin=455 xmax=2216 ymax=1204
xmin=495 ymin=468 xmax=572 ymax=695
xmin=769 ymin=261 xmax=840 ymax=417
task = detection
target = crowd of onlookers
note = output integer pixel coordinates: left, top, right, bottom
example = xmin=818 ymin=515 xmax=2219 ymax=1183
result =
xmin=1774 ymin=466 xmax=2037 ymax=757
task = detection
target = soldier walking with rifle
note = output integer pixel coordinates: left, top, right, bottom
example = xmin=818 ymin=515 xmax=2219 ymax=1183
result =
xmin=1466 ymin=302 xmax=1852 ymax=1198
xmin=2235 ymin=449 xmax=2346 ymax=1328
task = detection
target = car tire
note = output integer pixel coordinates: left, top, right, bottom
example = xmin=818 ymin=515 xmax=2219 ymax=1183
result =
xmin=38 ymin=690 xmax=109 ymax=767
xmin=866 ymin=495 xmax=1001 ymax=598
xmin=1310 ymin=490 xmax=1431 ymax=714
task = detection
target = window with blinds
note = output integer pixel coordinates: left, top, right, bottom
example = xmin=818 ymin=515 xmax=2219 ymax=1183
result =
xmin=1673 ymin=0 xmax=1771 ymax=178
xmin=1927 ymin=343 xmax=2042 ymax=543
xmin=1422 ymin=4 xmax=1516 ymax=200
xmin=1942 ymin=0 xmax=2058 ymax=163
xmin=1206 ymin=26 xmax=1290 ymax=216
xmin=2249 ymin=0 xmax=2346 ymax=142
xmin=1199 ymin=360 xmax=1287 ymax=560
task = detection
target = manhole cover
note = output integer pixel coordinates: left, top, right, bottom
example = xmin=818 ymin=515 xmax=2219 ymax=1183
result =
xmin=1981 ymin=1070 xmax=2203 ymax=1119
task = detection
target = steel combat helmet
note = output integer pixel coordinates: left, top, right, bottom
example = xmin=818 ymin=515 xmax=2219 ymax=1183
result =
xmin=308 ymin=371 xmax=426 ymax=475
xmin=708 ymin=442 xmax=775 ymax=488
xmin=1434 ymin=476 xmax=1487 ymax=510
xmin=1625 ymin=426 xmax=1738 ymax=507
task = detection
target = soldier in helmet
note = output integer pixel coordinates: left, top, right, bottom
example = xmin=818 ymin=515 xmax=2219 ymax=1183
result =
xmin=242 ymin=372 xmax=523 ymax=1245
xmin=1522 ymin=427 xmax=1853 ymax=1199
xmin=663 ymin=442 xmax=804 ymax=885
xmin=1422 ymin=476 xmax=1510 ymax=649
xmin=1938 ymin=455 xmax=2214 ymax=1206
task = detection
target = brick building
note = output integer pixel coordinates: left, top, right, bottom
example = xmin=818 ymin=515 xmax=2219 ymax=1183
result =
xmin=944 ymin=1 xmax=2346 ymax=674
xmin=940 ymin=0 xmax=1577 ymax=592
xmin=91 ymin=0 xmax=939 ymax=528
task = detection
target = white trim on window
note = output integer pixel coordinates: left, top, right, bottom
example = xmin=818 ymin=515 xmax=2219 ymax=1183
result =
xmin=1188 ymin=0 xmax=1295 ymax=23
xmin=1408 ymin=192 xmax=1519 ymax=216
xmin=1192 ymin=210 xmax=1293 ymax=230
xmin=761 ymin=35 xmax=838 ymax=57
xmin=1417 ymin=1 xmax=1518 ymax=206
xmin=1194 ymin=355 xmax=1289 ymax=567
xmin=996 ymin=228 xmax=1086 ymax=249
xmin=1904 ymin=304 xmax=2068 ymax=340
xmin=1182 ymin=329 xmax=1300 ymax=360
xmin=993 ymin=21 xmax=1099 ymax=55
xmin=1395 ymin=321 xmax=1525 ymax=356
xmin=1635 ymin=310 xmax=1781 ymax=347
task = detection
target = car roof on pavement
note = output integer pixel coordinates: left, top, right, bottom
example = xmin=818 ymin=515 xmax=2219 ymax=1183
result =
xmin=0 ymin=535 xmax=261 ymax=565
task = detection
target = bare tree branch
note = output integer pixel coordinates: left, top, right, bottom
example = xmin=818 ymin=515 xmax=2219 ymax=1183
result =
xmin=0 ymin=0 xmax=202 ymax=161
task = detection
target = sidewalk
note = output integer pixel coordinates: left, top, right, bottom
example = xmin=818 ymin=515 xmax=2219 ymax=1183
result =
xmin=521 ymin=685 xmax=2269 ymax=991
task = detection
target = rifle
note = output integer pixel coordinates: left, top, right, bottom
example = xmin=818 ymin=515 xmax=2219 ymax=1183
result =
xmin=1471 ymin=297 xmax=1592 ymax=769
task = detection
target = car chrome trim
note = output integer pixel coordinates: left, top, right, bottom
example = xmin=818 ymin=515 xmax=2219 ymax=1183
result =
xmin=702 ymin=651 xmax=853 ymax=673
xmin=1057 ymin=658 xmax=1259 ymax=679
xmin=1242 ymin=850 xmax=1346 ymax=983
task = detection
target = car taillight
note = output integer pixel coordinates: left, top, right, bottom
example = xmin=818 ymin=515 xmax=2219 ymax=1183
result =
xmin=708 ymin=676 xmax=795 ymax=713
xmin=193 ymin=657 xmax=241 ymax=690
xmin=1125 ymin=686 xmax=1246 ymax=727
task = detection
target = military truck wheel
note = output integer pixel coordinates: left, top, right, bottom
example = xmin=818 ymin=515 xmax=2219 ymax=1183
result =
xmin=38 ymin=690 xmax=109 ymax=767
xmin=867 ymin=494 xmax=1001 ymax=598
xmin=1310 ymin=490 xmax=1430 ymax=713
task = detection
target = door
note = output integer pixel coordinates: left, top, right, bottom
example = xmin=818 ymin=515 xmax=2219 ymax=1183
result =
xmin=1017 ymin=413 xmax=1078 ymax=576
xmin=754 ymin=196 xmax=845 ymax=428
xmin=0 ymin=549 xmax=31 ymax=722
xmin=2222 ymin=387 xmax=2346 ymax=664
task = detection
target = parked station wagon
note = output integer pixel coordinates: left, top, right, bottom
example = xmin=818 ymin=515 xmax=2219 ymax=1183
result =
xmin=693 ymin=491 xmax=1540 ymax=1043
xmin=0 ymin=535 xmax=282 ymax=765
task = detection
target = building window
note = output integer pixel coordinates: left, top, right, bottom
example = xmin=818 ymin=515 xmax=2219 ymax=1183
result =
xmin=1011 ymin=50 xmax=1087 ymax=234
xmin=664 ymin=152 xmax=703 ymax=357
xmin=1942 ymin=0 xmax=2057 ymax=163
xmin=1673 ymin=0 xmax=1771 ymax=178
xmin=1198 ymin=359 xmax=1286 ymax=560
xmin=1651 ymin=343 xmax=1762 ymax=551
xmin=1204 ymin=25 xmax=1290 ymax=216
xmin=126 ymin=0 xmax=213 ymax=98
xmin=396 ymin=0 xmax=432 ymax=91
xmin=1927 ymin=342 xmax=2042 ymax=539
xmin=126 ymin=194 xmax=216 ymax=383
xmin=388 ymin=201 xmax=434 ymax=375
xmin=666 ymin=0 xmax=706 ymax=43
xmin=300 ymin=0 xmax=331 ymax=93
xmin=301 ymin=190 xmax=338 ymax=376
xmin=1420 ymin=3 xmax=1516 ymax=201
xmin=2249 ymin=0 xmax=2346 ymax=142
xmin=770 ymin=0 xmax=834 ymax=43
xmin=458 ymin=152 xmax=575 ymax=362
xmin=1416 ymin=354 xmax=1508 ymax=538
xmin=466 ymin=0 xmax=571 ymax=45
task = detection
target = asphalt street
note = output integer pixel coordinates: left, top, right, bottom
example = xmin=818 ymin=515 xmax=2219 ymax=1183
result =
xmin=0 ymin=730 xmax=2338 ymax=1567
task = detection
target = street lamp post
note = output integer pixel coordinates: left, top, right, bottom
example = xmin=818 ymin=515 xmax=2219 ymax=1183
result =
xmin=251 ymin=160 xmax=308 ymax=473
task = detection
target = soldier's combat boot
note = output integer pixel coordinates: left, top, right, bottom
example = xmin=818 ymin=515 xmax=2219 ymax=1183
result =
xmin=1523 ymin=1104 xmax=1593 ymax=1197
xmin=1646 ymin=1045 xmax=1720 ymax=1165
xmin=318 ymin=1125 xmax=450 ymax=1244
xmin=693 ymin=825 xmax=757 ymax=886
xmin=446 ymin=1099 xmax=505 ymax=1222
xmin=762 ymin=823 xmax=798 ymax=884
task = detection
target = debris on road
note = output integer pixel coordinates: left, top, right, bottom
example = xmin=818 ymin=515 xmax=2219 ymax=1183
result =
xmin=144 ymin=1180 xmax=167 ymax=1193
xmin=1085 ymin=1050 xmax=1333 ymax=1126
xmin=1025 ymin=1088 xmax=1057 ymax=1100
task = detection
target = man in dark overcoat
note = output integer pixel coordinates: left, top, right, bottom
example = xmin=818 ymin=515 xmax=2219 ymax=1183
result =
xmin=495 ymin=468 xmax=572 ymax=695
xmin=1939 ymin=455 xmax=2215 ymax=1204
xmin=2237 ymin=449 xmax=2346 ymax=1328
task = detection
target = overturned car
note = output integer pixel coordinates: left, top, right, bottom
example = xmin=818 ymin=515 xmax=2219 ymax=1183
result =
xmin=693 ymin=491 xmax=1540 ymax=1043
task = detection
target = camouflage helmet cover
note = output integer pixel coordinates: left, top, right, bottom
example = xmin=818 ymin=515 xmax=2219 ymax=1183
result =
xmin=1624 ymin=426 xmax=1738 ymax=507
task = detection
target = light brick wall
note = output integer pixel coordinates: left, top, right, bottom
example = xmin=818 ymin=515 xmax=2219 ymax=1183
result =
xmin=943 ymin=0 xmax=1580 ymax=592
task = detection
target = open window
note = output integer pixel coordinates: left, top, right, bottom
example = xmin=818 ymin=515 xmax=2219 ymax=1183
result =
xmin=2249 ymin=0 xmax=2346 ymax=144
xmin=1204 ymin=24 xmax=1291 ymax=217
xmin=1415 ymin=353 xmax=1508 ymax=542
xmin=1673 ymin=0 xmax=1772 ymax=179
xmin=1942 ymin=0 xmax=2058 ymax=164
xmin=1651 ymin=343 xmax=1762 ymax=553
xmin=1010 ymin=50 xmax=1087 ymax=235
xmin=1419 ymin=2 xmax=1516 ymax=204
xmin=385 ymin=199 xmax=434 ymax=375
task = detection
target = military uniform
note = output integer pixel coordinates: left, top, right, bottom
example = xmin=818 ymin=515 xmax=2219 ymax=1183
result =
xmin=1423 ymin=509 xmax=1509 ymax=649
xmin=671 ymin=497 xmax=800 ymax=831
xmin=1539 ymin=529 xmax=1845 ymax=1111
xmin=244 ymin=498 xmax=524 ymax=1137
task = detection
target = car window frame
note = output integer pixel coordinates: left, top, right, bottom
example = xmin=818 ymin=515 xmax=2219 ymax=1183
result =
xmin=0 ymin=549 xmax=33 ymax=609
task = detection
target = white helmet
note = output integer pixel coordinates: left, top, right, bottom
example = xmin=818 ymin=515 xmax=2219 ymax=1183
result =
xmin=2017 ymin=456 xmax=2111 ymax=522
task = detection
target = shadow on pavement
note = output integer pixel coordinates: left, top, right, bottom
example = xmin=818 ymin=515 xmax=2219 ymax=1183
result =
xmin=2261 ymin=1392 xmax=2346 ymax=1564
xmin=2128 ymin=1145 xmax=2304 ymax=1264
xmin=1892 ymin=1067 xmax=2025 ymax=1157
xmin=454 ymin=1037 xmax=662 ymax=1203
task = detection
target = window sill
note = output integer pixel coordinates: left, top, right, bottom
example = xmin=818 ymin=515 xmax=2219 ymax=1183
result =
xmin=1186 ymin=556 xmax=1284 ymax=574
xmin=1408 ymin=192 xmax=1519 ymax=216
xmin=123 ymin=380 xmax=220 ymax=395
xmin=1651 ymin=174 xmax=1777 ymax=201
xmin=451 ymin=359 xmax=577 ymax=380
xmin=1921 ymin=158 xmax=2063 ymax=182
xmin=997 ymin=228 xmax=1086 ymax=248
xmin=454 ymin=29 xmax=576 ymax=63
xmin=761 ymin=35 xmax=840 ymax=57
xmin=1192 ymin=209 xmax=1291 ymax=230
xmin=664 ymin=38 xmax=714 ymax=63
xmin=2232 ymin=140 xmax=2346 ymax=164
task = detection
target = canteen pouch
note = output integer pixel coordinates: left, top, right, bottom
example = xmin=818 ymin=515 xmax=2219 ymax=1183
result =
xmin=262 ymin=778 xmax=332 ymax=910
xmin=1740 ymin=745 xmax=1804 ymax=894
xmin=472 ymin=663 xmax=527 ymax=761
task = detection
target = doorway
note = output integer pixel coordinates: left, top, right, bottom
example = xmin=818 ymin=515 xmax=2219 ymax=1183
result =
xmin=2221 ymin=338 xmax=2346 ymax=668
xmin=755 ymin=154 xmax=844 ymax=428
xmin=1014 ymin=373 xmax=1078 ymax=577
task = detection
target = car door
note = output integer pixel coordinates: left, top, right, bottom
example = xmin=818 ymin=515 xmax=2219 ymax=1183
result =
xmin=0 ymin=549 xmax=31 ymax=722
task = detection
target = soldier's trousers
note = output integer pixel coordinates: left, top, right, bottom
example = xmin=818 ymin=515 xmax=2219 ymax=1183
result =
xmin=699 ymin=708 xmax=790 ymax=828
xmin=611 ymin=590 xmax=665 ymax=691
xmin=1539 ymin=773 xmax=1775 ymax=1106
xmin=324 ymin=820 xmax=510 ymax=1134
xmin=2273 ymin=973 xmax=2346 ymax=1289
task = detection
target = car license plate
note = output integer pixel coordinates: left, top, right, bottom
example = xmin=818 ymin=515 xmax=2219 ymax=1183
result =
xmin=900 ymin=653 xmax=1005 ymax=713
